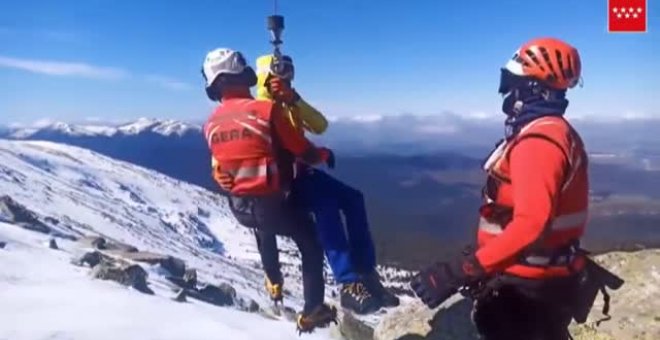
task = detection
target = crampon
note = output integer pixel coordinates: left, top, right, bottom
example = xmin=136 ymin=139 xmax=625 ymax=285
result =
xmin=265 ymin=277 xmax=284 ymax=303
xmin=295 ymin=304 xmax=338 ymax=335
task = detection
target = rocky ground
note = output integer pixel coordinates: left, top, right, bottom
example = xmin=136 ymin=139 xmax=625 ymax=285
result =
xmin=362 ymin=249 xmax=660 ymax=340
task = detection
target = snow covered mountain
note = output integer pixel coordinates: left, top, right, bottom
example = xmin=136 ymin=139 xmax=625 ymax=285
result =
xmin=5 ymin=118 xmax=201 ymax=139
xmin=1 ymin=118 xmax=218 ymax=191
xmin=0 ymin=139 xmax=340 ymax=339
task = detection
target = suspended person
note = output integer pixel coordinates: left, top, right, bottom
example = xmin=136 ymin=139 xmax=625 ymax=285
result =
xmin=410 ymin=38 xmax=596 ymax=340
xmin=216 ymin=53 xmax=400 ymax=315
xmin=201 ymin=47 xmax=337 ymax=334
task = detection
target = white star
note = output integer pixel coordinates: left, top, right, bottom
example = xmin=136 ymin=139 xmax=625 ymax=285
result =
xmin=633 ymin=13 xmax=638 ymax=18
xmin=638 ymin=7 xmax=643 ymax=13
xmin=617 ymin=13 xmax=622 ymax=18
xmin=629 ymin=7 xmax=634 ymax=13
xmin=621 ymin=7 xmax=626 ymax=13
xmin=625 ymin=13 xmax=630 ymax=18
xmin=613 ymin=7 xmax=618 ymax=13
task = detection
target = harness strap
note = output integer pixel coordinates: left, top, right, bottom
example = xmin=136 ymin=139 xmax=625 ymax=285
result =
xmin=595 ymin=287 xmax=612 ymax=327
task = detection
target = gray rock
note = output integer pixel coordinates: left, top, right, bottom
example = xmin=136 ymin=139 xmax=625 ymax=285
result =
xmin=91 ymin=262 xmax=154 ymax=295
xmin=85 ymin=236 xmax=138 ymax=252
xmin=374 ymin=296 xmax=479 ymax=340
xmin=77 ymin=251 xmax=104 ymax=268
xmin=339 ymin=311 xmax=375 ymax=340
xmin=159 ymin=256 xmax=186 ymax=278
xmin=195 ymin=283 xmax=236 ymax=307
xmin=49 ymin=238 xmax=58 ymax=250
xmin=218 ymin=282 xmax=237 ymax=300
xmin=183 ymin=268 xmax=198 ymax=287
xmin=569 ymin=250 xmax=660 ymax=340
xmin=373 ymin=250 xmax=659 ymax=340
xmin=248 ymin=299 xmax=260 ymax=313
xmin=0 ymin=195 xmax=51 ymax=234
xmin=44 ymin=216 xmax=60 ymax=225
xmin=173 ymin=289 xmax=187 ymax=302
xmin=91 ymin=237 xmax=107 ymax=249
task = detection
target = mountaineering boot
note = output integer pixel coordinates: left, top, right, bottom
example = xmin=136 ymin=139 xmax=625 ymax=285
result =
xmin=265 ymin=277 xmax=283 ymax=303
xmin=340 ymin=282 xmax=382 ymax=314
xmin=296 ymin=303 xmax=338 ymax=334
xmin=362 ymin=270 xmax=400 ymax=307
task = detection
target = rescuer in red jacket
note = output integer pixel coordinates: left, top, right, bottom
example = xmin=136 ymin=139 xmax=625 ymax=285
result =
xmin=201 ymin=47 xmax=336 ymax=334
xmin=411 ymin=38 xmax=590 ymax=340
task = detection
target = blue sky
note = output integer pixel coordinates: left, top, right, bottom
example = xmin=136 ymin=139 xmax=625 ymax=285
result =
xmin=1 ymin=0 xmax=658 ymax=125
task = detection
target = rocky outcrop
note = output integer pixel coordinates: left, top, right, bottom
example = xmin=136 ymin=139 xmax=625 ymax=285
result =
xmin=569 ymin=249 xmax=660 ymax=340
xmin=0 ymin=195 xmax=51 ymax=234
xmin=91 ymin=261 xmax=153 ymax=294
xmin=79 ymin=236 xmax=190 ymax=279
xmin=79 ymin=236 xmax=138 ymax=253
xmin=373 ymin=249 xmax=660 ymax=340
xmin=374 ymin=296 xmax=479 ymax=340
xmin=338 ymin=311 xmax=376 ymax=340
xmin=74 ymin=240 xmax=240 ymax=308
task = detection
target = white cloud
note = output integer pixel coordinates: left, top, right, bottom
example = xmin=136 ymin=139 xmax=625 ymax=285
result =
xmin=7 ymin=122 xmax=25 ymax=129
xmin=145 ymin=75 xmax=192 ymax=91
xmin=0 ymin=55 xmax=192 ymax=92
xmin=0 ymin=55 xmax=128 ymax=80
xmin=31 ymin=118 xmax=58 ymax=128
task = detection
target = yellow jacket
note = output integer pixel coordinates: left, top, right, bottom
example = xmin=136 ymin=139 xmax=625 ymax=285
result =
xmin=255 ymin=54 xmax=328 ymax=135
xmin=210 ymin=55 xmax=329 ymax=172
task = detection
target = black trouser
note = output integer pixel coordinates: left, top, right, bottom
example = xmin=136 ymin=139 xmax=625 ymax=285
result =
xmin=254 ymin=229 xmax=282 ymax=285
xmin=228 ymin=193 xmax=324 ymax=313
xmin=472 ymin=278 xmax=576 ymax=340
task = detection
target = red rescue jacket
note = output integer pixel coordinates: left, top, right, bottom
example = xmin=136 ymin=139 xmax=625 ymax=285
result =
xmin=204 ymin=93 xmax=329 ymax=196
xmin=476 ymin=116 xmax=589 ymax=279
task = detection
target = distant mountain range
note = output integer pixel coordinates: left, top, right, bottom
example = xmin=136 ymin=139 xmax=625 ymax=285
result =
xmin=3 ymin=118 xmax=201 ymax=139
xmin=2 ymin=117 xmax=659 ymax=268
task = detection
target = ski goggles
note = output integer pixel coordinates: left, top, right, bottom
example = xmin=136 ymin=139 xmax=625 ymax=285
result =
xmin=498 ymin=68 xmax=531 ymax=95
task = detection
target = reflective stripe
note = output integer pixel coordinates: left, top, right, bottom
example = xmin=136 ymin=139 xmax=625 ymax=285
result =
xmin=478 ymin=210 xmax=587 ymax=235
xmin=234 ymin=120 xmax=272 ymax=144
xmin=231 ymin=163 xmax=277 ymax=180
xmin=206 ymin=124 xmax=222 ymax=148
xmin=483 ymin=140 xmax=508 ymax=171
xmin=550 ymin=210 xmax=588 ymax=230
xmin=478 ymin=217 xmax=505 ymax=234
xmin=247 ymin=115 xmax=270 ymax=128
xmin=561 ymin=137 xmax=583 ymax=193
xmin=523 ymin=255 xmax=571 ymax=266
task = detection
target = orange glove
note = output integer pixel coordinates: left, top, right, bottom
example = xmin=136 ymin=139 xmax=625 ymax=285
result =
xmin=213 ymin=169 xmax=235 ymax=191
xmin=267 ymin=77 xmax=300 ymax=104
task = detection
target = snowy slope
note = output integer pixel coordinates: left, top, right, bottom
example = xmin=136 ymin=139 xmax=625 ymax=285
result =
xmin=0 ymin=224 xmax=329 ymax=340
xmin=0 ymin=140 xmax=333 ymax=339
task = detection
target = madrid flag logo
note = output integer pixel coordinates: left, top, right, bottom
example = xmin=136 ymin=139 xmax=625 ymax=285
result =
xmin=608 ymin=0 xmax=647 ymax=32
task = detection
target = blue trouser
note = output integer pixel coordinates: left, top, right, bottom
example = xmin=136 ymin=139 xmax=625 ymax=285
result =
xmin=291 ymin=169 xmax=377 ymax=284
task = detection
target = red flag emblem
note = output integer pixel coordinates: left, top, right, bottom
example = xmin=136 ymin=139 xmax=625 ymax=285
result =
xmin=608 ymin=0 xmax=647 ymax=32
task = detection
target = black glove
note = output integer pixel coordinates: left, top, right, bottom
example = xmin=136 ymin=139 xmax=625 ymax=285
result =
xmin=318 ymin=147 xmax=335 ymax=169
xmin=325 ymin=148 xmax=336 ymax=169
xmin=410 ymin=252 xmax=485 ymax=309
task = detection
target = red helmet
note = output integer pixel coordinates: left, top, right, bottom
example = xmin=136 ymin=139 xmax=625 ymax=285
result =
xmin=503 ymin=37 xmax=581 ymax=90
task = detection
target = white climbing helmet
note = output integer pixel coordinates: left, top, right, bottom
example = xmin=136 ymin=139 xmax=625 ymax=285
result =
xmin=202 ymin=48 xmax=250 ymax=87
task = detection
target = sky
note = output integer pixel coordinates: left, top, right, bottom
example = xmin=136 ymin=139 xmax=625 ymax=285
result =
xmin=0 ymin=0 xmax=658 ymax=125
